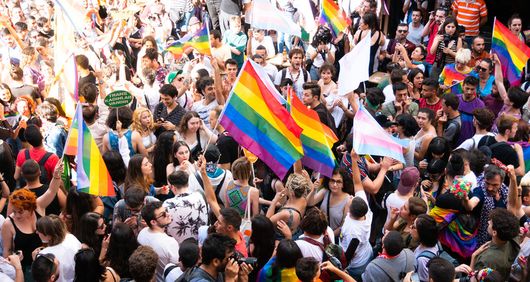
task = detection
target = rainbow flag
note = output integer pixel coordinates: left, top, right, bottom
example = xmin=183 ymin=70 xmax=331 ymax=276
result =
xmin=166 ymin=24 xmax=211 ymax=59
xmin=353 ymin=105 xmax=405 ymax=163
xmin=219 ymin=60 xmax=304 ymax=179
xmin=492 ymin=19 xmax=530 ymax=85
xmin=64 ymin=103 xmax=114 ymax=196
xmin=438 ymin=63 xmax=471 ymax=91
xmin=287 ymin=89 xmax=338 ymax=177
xmin=430 ymin=206 xmax=477 ymax=259
xmin=319 ymin=0 xmax=352 ymax=37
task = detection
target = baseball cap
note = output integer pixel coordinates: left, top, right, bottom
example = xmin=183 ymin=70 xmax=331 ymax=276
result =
xmin=397 ymin=167 xmax=420 ymax=195
xmin=166 ymin=70 xmax=183 ymax=84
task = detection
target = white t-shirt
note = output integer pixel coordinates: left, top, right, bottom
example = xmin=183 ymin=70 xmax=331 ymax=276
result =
xmin=307 ymin=44 xmax=337 ymax=68
xmin=40 ymin=234 xmax=82 ymax=282
xmin=137 ymin=228 xmax=180 ymax=282
xmin=295 ymin=227 xmax=335 ymax=262
xmin=191 ymin=100 xmax=219 ymax=129
xmin=456 ymin=133 xmax=495 ymax=151
xmin=407 ymin=23 xmax=425 ymax=46
xmin=384 ymin=193 xmax=408 ymax=226
xmin=325 ymin=93 xmax=347 ymax=128
xmin=251 ymin=36 xmax=276 ymax=58
xmin=382 ymin=84 xmax=395 ymax=105
xmin=262 ymin=63 xmax=279 ymax=82
xmin=274 ymin=68 xmax=310 ymax=99
xmin=212 ymin=45 xmax=232 ymax=65
xmin=340 ymin=190 xmax=374 ymax=268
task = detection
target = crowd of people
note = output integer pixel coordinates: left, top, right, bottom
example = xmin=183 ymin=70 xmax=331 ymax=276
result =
xmin=0 ymin=0 xmax=530 ymax=281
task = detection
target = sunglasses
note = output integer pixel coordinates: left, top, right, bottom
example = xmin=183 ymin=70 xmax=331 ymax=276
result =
xmin=155 ymin=209 xmax=169 ymax=220
xmin=397 ymin=30 xmax=408 ymax=33
xmin=477 ymin=66 xmax=489 ymax=72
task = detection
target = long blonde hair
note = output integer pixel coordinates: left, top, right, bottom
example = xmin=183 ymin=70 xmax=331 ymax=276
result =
xmin=131 ymin=107 xmax=154 ymax=135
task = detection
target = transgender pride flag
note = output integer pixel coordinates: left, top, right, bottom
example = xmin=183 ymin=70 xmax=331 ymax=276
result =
xmin=353 ymin=106 xmax=405 ymax=163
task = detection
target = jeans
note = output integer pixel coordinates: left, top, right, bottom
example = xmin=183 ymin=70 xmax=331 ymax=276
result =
xmin=205 ymin=0 xmax=221 ymax=31
xmin=175 ymin=11 xmax=193 ymax=32
xmin=310 ymin=65 xmax=320 ymax=80
xmin=346 ymin=256 xmax=372 ymax=282
xmin=277 ymin=31 xmax=292 ymax=54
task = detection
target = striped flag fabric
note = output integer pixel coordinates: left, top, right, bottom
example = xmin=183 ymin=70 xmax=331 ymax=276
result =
xmin=353 ymin=105 xmax=405 ymax=163
xmin=287 ymin=89 xmax=338 ymax=177
xmin=492 ymin=19 xmax=530 ymax=85
xmin=219 ymin=60 xmax=304 ymax=179
xmin=166 ymin=24 xmax=211 ymax=59
xmin=319 ymin=0 xmax=352 ymax=37
xmin=249 ymin=0 xmax=301 ymax=37
xmin=64 ymin=103 xmax=115 ymax=196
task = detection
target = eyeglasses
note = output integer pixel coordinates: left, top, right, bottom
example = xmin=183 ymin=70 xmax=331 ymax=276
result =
xmin=155 ymin=209 xmax=169 ymax=220
xmin=11 ymin=195 xmax=29 ymax=201
xmin=397 ymin=30 xmax=408 ymax=33
xmin=329 ymin=179 xmax=343 ymax=185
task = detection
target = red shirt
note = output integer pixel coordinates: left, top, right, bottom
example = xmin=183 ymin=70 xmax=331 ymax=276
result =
xmin=419 ymin=98 xmax=443 ymax=114
xmin=16 ymin=147 xmax=59 ymax=182
xmin=425 ymin=23 xmax=440 ymax=64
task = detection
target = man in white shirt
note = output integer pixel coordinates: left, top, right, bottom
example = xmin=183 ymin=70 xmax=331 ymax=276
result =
xmin=210 ymin=29 xmax=232 ymax=70
xmin=274 ymin=48 xmax=310 ymax=99
xmin=246 ymin=29 xmax=275 ymax=58
xmin=456 ymin=108 xmax=495 ymax=151
xmin=340 ymin=152 xmax=373 ymax=281
xmin=295 ymin=208 xmax=335 ymax=262
xmin=138 ymin=201 xmax=180 ymax=282
xmin=254 ymin=46 xmax=278 ymax=81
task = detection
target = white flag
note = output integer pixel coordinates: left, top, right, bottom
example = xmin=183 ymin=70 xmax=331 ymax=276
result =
xmin=337 ymin=32 xmax=371 ymax=96
xmin=249 ymin=0 xmax=301 ymax=37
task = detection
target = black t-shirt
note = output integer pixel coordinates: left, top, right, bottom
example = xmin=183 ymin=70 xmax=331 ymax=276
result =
xmin=217 ymin=131 xmax=239 ymax=166
xmin=78 ymin=72 xmax=97 ymax=94
xmin=28 ymin=184 xmax=62 ymax=216
xmin=313 ymin=103 xmax=337 ymax=133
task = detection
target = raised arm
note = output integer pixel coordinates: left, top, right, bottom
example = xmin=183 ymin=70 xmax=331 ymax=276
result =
xmin=199 ymin=155 xmax=221 ymax=218
xmin=507 ymin=165 xmax=524 ymax=218
xmin=36 ymin=161 xmax=64 ymax=214
xmin=492 ymin=54 xmax=508 ymax=103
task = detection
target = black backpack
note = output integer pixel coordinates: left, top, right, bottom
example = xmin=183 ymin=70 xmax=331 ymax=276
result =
xmin=23 ymin=150 xmax=53 ymax=185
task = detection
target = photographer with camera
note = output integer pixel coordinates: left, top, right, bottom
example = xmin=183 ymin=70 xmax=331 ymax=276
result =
xmin=429 ymin=17 xmax=462 ymax=77
xmin=307 ymin=26 xmax=336 ymax=81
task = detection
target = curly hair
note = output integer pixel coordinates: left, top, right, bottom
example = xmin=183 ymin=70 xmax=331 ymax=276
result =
xmin=300 ymin=207 xmax=328 ymax=236
xmin=10 ymin=188 xmax=37 ymax=211
xmin=13 ymin=95 xmax=36 ymax=115
xmin=489 ymin=208 xmax=519 ymax=241
xmin=131 ymin=107 xmax=154 ymax=135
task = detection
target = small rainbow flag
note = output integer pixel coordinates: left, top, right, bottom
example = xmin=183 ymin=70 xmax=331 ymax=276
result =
xmin=492 ymin=19 xmax=530 ymax=85
xmin=319 ymin=0 xmax=352 ymax=37
xmin=219 ymin=60 xmax=303 ymax=179
xmin=63 ymin=103 xmax=114 ymax=196
xmin=287 ymin=88 xmax=338 ymax=177
xmin=166 ymin=24 xmax=211 ymax=59
xmin=439 ymin=63 xmax=472 ymax=93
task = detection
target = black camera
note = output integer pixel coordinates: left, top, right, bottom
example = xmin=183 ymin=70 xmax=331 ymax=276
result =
xmin=231 ymin=252 xmax=258 ymax=267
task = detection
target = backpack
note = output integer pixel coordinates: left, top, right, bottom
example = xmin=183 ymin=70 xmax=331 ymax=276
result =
xmin=279 ymin=68 xmax=309 ymax=85
xmin=302 ymin=235 xmax=347 ymax=282
xmin=416 ymin=243 xmax=459 ymax=268
xmin=24 ymin=150 xmax=52 ymax=185
xmin=371 ymin=249 xmax=413 ymax=281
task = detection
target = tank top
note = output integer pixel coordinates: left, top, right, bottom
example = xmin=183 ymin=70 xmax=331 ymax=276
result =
xmin=141 ymin=133 xmax=156 ymax=149
xmin=224 ymin=183 xmax=250 ymax=217
xmin=359 ymin=30 xmax=382 ymax=75
xmin=320 ymin=191 xmax=350 ymax=230
xmin=30 ymin=185 xmax=61 ymax=215
xmin=9 ymin=214 xmax=42 ymax=268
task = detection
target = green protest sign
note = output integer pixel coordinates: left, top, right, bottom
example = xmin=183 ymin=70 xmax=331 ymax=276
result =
xmin=104 ymin=90 xmax=133 ymax=108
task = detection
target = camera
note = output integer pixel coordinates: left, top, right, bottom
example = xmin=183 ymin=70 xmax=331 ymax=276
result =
xmin=231 ymin=252 xmax=258 ymax=267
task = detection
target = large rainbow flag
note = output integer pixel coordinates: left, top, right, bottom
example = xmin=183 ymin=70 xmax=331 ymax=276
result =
xmin=492 ymin=19 xmax=530 ymax=85
xmin=287 ymin=89 xmax=337 ymax=177
xmin=438 ymin=63 xmax=473 ymax=93
xmin=319 ymin=0 xmax=352 ymax=37
xmin=219 ymin=60 xmax=304 ymax=179
xmin=64 ymin=103 xmax=114 ymax=196
xmin=166 ymin=24 xmax=211 ymax=59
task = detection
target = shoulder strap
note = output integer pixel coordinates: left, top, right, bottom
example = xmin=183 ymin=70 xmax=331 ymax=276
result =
xmin=39 ymin=152 xmax=53 ymax=165
xmin=164 ymin=264 xmax=178 ymax=279
xmin=326 ymin=191 xmax=331 ymax=224
xmin=371 ymin=258 xmax=400 ymax=281
xmin=302 ymin=237 xmax=325 ymax=250
xmin=280 ymin=69 xmax=287 ymax=82
xmin=194 ymin=171 xmax=204 ymax=189
xmin=107 ymin=267 xmax=119 ymax=282
xmin=417 ymin=249 xmax=437 ymax=260
xmin=280 ymin=207 xmax=302 ymax=219
xmin=489 ymin=141 xmax=506 ymax=151
xmin=214 ymin=171 xmax=227 ymax=197
xmin=303 ymin=69 xmax=308 ymax=82
xmin=25 ymin=149 xmax=30 ymax=160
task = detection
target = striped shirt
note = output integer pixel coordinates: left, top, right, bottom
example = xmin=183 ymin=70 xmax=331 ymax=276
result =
xmin=451 ymin=0 xmax=488 ymax=36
